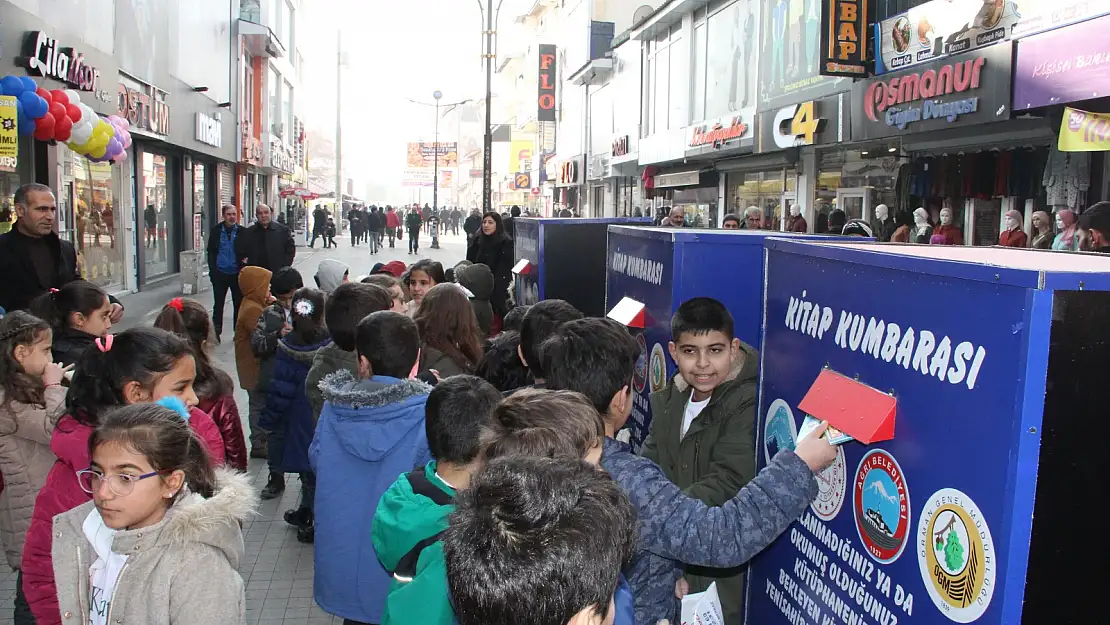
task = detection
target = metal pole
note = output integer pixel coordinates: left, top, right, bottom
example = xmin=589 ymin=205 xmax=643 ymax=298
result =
xmin=482 ymin=0 xmax=493 ymax=215
xmin=433 ymin=99 xmax=440 ymax=211
xmin=335 ymin=31 xmax=343 ymax=222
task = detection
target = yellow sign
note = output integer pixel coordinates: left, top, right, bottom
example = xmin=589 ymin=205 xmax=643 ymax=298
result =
xmin=0 ymin=95 xmax=19 ymax=160
xmin=1059 ymin=107 xmax=1110 ymax=152
xmin=510 ymin=139 xmax=534 ymax=174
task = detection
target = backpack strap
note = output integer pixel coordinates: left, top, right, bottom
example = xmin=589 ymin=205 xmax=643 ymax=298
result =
xmin=390 ymin=467 xmax=454 ymax=583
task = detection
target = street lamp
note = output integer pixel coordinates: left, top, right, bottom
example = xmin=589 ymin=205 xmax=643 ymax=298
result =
xmin=433 ymin=90 xmax=442 ymax=213
xmin=475 ymin=0 xmax=505 ymax=216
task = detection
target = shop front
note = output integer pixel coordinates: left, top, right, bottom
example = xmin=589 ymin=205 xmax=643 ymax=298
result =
xmin=553 ymin=155 xmax=584 ymax=215
xmin=610 ymin=134 xmax=642 ymax=217
xmin=586 ymin=152 xmax=612 ymax=217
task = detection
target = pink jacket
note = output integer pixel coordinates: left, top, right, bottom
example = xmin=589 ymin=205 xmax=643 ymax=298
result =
xmin=22 ymin=411 xmax=226 ymax=625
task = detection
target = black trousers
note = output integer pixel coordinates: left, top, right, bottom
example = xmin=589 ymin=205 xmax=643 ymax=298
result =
xmin=210 ymin=270 xmax=242 ymax=337
xmin=408 ymin=229 xmax=420 ymax=252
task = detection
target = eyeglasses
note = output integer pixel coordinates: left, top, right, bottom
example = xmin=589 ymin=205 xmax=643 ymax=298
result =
xmin=77 ymin=469 xmax=166 ymax=496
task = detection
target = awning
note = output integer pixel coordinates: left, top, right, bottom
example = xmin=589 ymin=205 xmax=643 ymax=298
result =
xmin=652 ymin=167 xmax=717 ymax=189
xmin=279 ymin=188 xmax=319 ymax=200
xmin=239 ymin=19 xmax=285 ymax=59
xmin=714 ymin=150 xmax=799 ymax=173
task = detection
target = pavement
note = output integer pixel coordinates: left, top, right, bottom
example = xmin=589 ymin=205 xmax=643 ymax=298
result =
xmin=0 ymin=228 xmax=469 ymax=625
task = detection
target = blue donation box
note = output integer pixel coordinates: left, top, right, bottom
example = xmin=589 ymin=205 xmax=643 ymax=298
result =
xmin=748 ymin=241 xmax=1107 ymax=625
xmin=512 ymin=217 xmax=650 ymax=316
xmin=604 ymin=227 xmax=857 ymax=451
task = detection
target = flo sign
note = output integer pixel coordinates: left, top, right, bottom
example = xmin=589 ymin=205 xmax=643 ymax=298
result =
xmin=851 ymin=43 xmax=1012 ymax=141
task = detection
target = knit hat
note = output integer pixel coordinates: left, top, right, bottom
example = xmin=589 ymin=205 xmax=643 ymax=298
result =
xmin=373 ymin=261 xmax=406 ymax=278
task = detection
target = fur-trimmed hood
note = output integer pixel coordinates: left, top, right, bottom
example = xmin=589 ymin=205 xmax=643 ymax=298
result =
xmin=319 ymin=369 xmax=432 ymax=409
xmin=317 ymin=370 xmax=432 ymax=462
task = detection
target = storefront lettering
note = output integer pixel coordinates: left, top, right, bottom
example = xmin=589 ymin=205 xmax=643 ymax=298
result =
xmin=612 ymin=135 xmax=629 ymax=157
xmin=118 ymin=80 xmax=170 ymax=136
xmin=559 ymin=160 xmax=579 ymax=185
xmin=611 ymin=251 xmax=663 ymax=286
xmin=773 ymin=101 xmax=825 ymax=149
xmin=689 ymin=116 xmax=749 ymax=148
xmin=820 ymin=0 xmax=869 ymax=77
xmin=20 ymin=31 xmax=101 ymax=92
xmin=884 ymin=97 xmax=979 ymax=129
xmin=864 ymin=56 xmax=986 ymax=122
xmin=537 ymin=44 xmax=557 ymax=123
xmin=195 ymin=112 xmax=222 ymax=148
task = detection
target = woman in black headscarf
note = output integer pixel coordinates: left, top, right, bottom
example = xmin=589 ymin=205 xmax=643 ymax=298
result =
xmin=466 ymin=212 xmax=513 ymax=319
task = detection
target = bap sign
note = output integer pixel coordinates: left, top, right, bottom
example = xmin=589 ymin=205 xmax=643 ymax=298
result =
xmin=820 ymin=0 xmax=869 ymax=77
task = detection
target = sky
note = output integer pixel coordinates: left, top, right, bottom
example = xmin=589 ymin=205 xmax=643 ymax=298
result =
xmin=299 ymin=0 xmax=532 ymax=193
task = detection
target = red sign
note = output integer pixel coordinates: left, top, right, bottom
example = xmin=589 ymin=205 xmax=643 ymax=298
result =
xmin=689 ymin=116 xmax=749 ymax=148
xmin=612 ymin=135 xmax=629 ymax=156
xmin=537 ymin=44 xmax=557 ymax=123
xmin=863 ymin=55 xmax=986 ymax=122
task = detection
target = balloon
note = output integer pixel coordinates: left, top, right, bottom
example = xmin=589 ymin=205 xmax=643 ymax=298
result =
xmin=71 ymin=121 xmax=93 ymax=144
xmin=18 ymin=92 xmax=48 ymax=119
xmin=18 ymin=117 xmax=35 ymax=136
xmin=0 ymin=75 xmax=24 ymax=97
xmin=33 ymin=114 xmax=56 ymax=141
xmin=49 ymin=90 xmax=69 ymax=105
xmin=113 ymin=116 xmax=130 ymax=131
xmin=48 ymin=102 xmax=67 ymax=121
xmin=107 ymin=137 xmax=121 ymax=155
xmin=34 ymin=87 xmax=51 ymax=102
xmin=65 ymin=103 xmax=82 ymax=123
xmin=90 ymin=146 xmax=107 ymax=159
xmin=120 ymin=130 xmax=132 ymax=149
xmin=19 ymin=77 xmax=37 ymax=93
xmin=54 ymin=115 xmax=73 ymax=142
xmin=64 ymin=89 xmax=81 ymax=104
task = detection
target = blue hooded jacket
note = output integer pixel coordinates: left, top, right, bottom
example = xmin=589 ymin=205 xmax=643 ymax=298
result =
xmin=600 ymin=437 xmax=818 ymax=624
xmin=261 ymin=335 xmax=332 ymax=472
xmin=310 ymin=370 xmax=433 ymax=623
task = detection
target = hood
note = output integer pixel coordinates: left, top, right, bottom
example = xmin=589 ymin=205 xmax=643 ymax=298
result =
xmin=51 ymin=415 xmax=94 ymax=471
xmin=315 ymin=259 xmax=350 ymax=292
xmin=239 ymin=266 xmax=272 ymax=304
xmin=278 ymin=336 xmax=332 ymax=365
xmin=458 ymin=263 xmax=494 ymax=300
xmin=315 ymin=342 xmax=358 ymax=370
xmin=672 ymin=339 xmax=759 ymax=395
xmin=373 ymin=462 xmax=453 ymax=570
xmin=319 ymin=370 xmax=432 ymax=462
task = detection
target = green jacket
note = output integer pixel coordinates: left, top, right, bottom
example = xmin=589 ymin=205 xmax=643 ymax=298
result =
xmin=306 ymin=343 xmax=358 ymax=424
xmin=371 ymin=461 xmax=456 ymax=625
xmin=642 ymin=340 xmax=759 ymax=625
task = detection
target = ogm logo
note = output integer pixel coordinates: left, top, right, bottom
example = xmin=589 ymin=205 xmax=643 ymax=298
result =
xmin=916 ymin=488 xmax=996 ymax=622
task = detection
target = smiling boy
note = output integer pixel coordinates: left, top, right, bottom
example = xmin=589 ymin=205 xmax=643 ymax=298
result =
xmin=642 ymin=297 xmax=758 ymax=625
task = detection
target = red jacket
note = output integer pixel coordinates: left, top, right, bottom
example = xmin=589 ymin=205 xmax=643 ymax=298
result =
xmin=198 ymin=394 xmax=248 ymax=470
xmin=22 ymin=412 xmax=225 ymax=624
xmin=386 ymin=211 xmax=401 ymax=229
xmin=189 ymin=407 xmax=226 ymax=466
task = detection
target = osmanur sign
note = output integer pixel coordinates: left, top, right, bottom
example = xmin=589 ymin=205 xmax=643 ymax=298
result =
xmin=851 ymin=43 xmax=1012 ymax=141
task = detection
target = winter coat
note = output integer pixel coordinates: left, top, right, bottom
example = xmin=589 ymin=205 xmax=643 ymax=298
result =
xmin=405 ymin=211 xmax=422 ymax=233
xmin=458 ymin=263 xmax=494 ymax=336
xmin=890 ymin=225 xmax=911 ymax=243
xmin=207 ymin=223 xmax=244 ymax=275
xmin=306 ymin=343 xmax=358 ymax=424
xmin=311 ymin=370 xmax=432 ymax=624
xmin=600 ymin=436 xmax=817 ymax=625
xmin=51 ymin=469 xmax=256 ymax=625
xmin=261 ymin=336 xmax=332 ymax=473
xmin=250 ymin=302 xmax=290 ymax=393
xmin=462 ymin=213 xmax=481 ymax=236
xmin=51 ymin=328 xmax=98 ymax=369
xmin=420 ymin=345 xmax=472 ymax=378
xmin=234 ymin=221 xmax=295 ymax=272
xmin=234 ymin=266 xmax=273 ymax=391
xmin=198 ymin=394 xmax=248 ymax=471
xmin=0 ymin=385 xmax=65 ymax=569
xmin=386 ymin=211 xmax=401 ymax=229
xmin=189 ymin=407 xmax=227 ymax=467
xmin=314 ymin=259 xmax=349 ymax=292
xmin=466 ymin=229 xmax=513 ymax=318
xmin=372 ymin=461 xmax=455 ymax=625
xmin=0 ymin=229 xmax=79 ymax=314
xmin=642 ymin=341 xmax=760 ymax=624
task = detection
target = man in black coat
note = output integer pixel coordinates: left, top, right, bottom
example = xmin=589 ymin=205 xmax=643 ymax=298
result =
xmin=309 ymin=204 xmax=328 ymax=248
xmin=207 ymin=203 xmax=244 ymax=340
xmin=236 ymin=203 xmax=296 ymax=272
xmin=0 ymin=183 xmax=124 ymax=319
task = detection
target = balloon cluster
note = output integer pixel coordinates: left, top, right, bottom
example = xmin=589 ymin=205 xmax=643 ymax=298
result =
xmin=0 ymin=75 xmax=132 ymax=164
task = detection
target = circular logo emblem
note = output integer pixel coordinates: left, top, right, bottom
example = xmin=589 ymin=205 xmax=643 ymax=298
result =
xmin=1068 ymin=109 xmax=1087 ymax=132
xmin=811 ymin=446 xmax=847 ymax=521
xmin=632 ymin=333 xmax=648 ymax=394
xmin=854 ymin=450 xmax=911 ymax=564
xmin=763 ymin=399 xmax=798 ymax=465
xmin=916 ymin=488 xmax=996 ymax=622
xmin=649 ymin=343 xmax=667 ymax=392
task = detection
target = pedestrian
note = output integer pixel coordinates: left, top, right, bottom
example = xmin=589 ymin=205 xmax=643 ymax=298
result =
xmin=28 ymin=280 xmax=112 ymax=368
xmin=207 ymin=204 xmax=244 ymax=341
xmin=0 ymin=184 xmax=124 ymax=320
xmin=463 ymin=208 xmax=481 ymax=239
xmin=414 ymin=284 xmax=485 ymax=377
xmin=309 ymin=204 xmax=328 ymax=248
xmin=236 ymin=204 xmax=295 ymax=271
xmin=386 ymin=206 xmax=401 ymax=248
xmin=367 ymin=206 xmax=381 ymax=254
xmin=234 ymin=266 xmax=273 ymax=460
xmin=466 ymin=212 xmax=514 ymax=320
xmin=0 ymin=312 xmax=68 ymax=625
xmin=406 ymin=206 xmax=423 ymax=254
xmin=50 ymin=403 xmax=255 ymax=625
xmin=349 ymin=205 xmax=363 ymax=247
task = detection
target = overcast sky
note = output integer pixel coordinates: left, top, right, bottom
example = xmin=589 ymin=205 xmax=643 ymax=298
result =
xmin=299 ymin=0 xmax=531 ymax=192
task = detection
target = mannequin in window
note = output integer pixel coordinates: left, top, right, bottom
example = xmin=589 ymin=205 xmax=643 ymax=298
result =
xmin=872 ymin=203 xmax=895 ymax=242
xmin=787 ymin=203 xmax=807 ymax=232
xmin=933 ymin=207 xmax=963 ymax=245
xmin=999 ymin=210 xmax=1028 ymax=248
xmin=912 ymin=207 xmax=933 ymax=244
xmin=1052 ymin=209 xmax=1079 ymax=251
xmin=1030 ymin=211 xmax=1053 ymax=249
xmin=890 ymin=209 xmax=912 ymax=242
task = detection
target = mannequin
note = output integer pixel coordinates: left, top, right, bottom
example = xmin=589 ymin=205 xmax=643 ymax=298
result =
xmin=933 ymin=207 xmax=964 ymax=245
xmin=872 ymin=204 xmax=895 ymax=242
xmin=999 ymin=210 xmax=1028 ymax=248
xmin=1030 ymin=211 xmax=1053 ymax=249
xmin=912 ymin=207 xmax=933 ymax=244
xmin=787 ymin=203 xmax=807 ymax=233
xmin=1052 ymin=209 xmax=1079 ymax=251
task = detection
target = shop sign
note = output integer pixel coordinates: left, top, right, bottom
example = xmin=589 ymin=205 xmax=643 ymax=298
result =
xmin=687 ymin=111 xmax=753 ymax=154
xmin=767 ymin=101 xmax=827 ymax=150
xmin=0 ymin=95 xmax=18 ymax=161
xmin=537 ymin=44 xmax=557 ymax=123
xmin=469 ymin=168 xmax=482 ymax=178
xmin=820 ymin=0 xmax=870 ymax=77
xmin=1011 ymin=1 xmax=1110 ymax=39
xmin=118 ymin=75 xmax=169 ymax=137
xmin=612 ymin=135 xmax=629 ymax=157
xmin=1013 ymin=14 xmax=1110 ymax=111
xmin=557 ymin=158 xmax=580 ymax=186
xmin=195 ymin=112 xmax=222 ymax=148
xmin=513 ymin=172 xmax=532 ymax=190
xmin=852 ymin=44 xmax=1012 ymax=140
xmin=242 ymin=135 xmax=264 ymax=166
xmin=269 ymin=138 xmax=296 ymax=173
xmin=1058 ymin=107 xmax=1110 ymax=153
xmin=19 ymin=31 xmax=101 ymax=93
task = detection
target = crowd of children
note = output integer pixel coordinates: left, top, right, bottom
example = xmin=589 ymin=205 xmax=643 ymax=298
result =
xmin=0 ymin=249 xmax=839 ymax=625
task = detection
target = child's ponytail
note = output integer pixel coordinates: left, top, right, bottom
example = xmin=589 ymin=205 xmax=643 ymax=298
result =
xmin=0 ymin=311 xmax=51 ymax=416
xmin=182 ymin=430 xmax=218 ymax=499
xmin=28 ymin=280 xmax=108 ymax=333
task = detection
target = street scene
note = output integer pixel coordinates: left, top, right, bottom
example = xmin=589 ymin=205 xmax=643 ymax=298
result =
xmin=0 ymin=0 xmax=1107 ymax=625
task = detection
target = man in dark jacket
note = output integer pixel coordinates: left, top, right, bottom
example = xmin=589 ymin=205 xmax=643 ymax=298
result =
xmin=237 ymin=204 xmax=296 ymax=271
xmin=309 ymin=204 xmax=328 ymax=248
xmin=207 ymin=203 xmax=245 ymax=340
xmin=463 ymin=209 xmax=481 ymax=238
xmin=0 ymin=183 xmax=124 ymax=320
xmin=405 ymin=207 xmax=423 ymax=254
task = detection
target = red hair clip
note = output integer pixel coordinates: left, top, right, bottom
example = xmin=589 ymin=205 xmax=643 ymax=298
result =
xmin=49 ymin=288 xmax=59 ymax=295
xmin=168 ymin=297 xmax=184 ymax=313
xmin=95 ymin=335 xmax=114 ymax=352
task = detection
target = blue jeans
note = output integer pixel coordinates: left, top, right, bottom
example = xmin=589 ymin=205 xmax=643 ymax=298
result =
xmin=368 ymin=230 xmax=379 ymax=253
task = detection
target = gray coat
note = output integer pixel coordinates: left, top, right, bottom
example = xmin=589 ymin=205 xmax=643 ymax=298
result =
xmin=51 ymin=469 xmax=257 ymax=625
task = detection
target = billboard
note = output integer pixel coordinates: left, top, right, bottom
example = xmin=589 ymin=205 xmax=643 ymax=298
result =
xmin=538 ymin=44 xmax=557 ymax=122
xmin=819 ymin=0 xmax=870 ymax=77
xmin=758 ymin=0 xmax=849 ymax=111
xmin=405 ymin=142 xmax=458 ymax=169
xmin=402 ymin=168 xmax=455 ymax=188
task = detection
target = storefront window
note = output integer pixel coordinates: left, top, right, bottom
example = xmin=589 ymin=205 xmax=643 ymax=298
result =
xmin=141 ymin=152 xmax=175 ymax=279
xmin=653 ymin=44 xmax=669 ymax=133
xmin=705 ymin=0 xmax=757 ymax=119
xmin=728 ymin=170 xmax=795 ymax=230
xmin=270 ymin=67 xmax=281 ymax=136
xmin=673 ymin=187 xmax=717 ymax=227
xmin=692 ymin=23 xmax=706 ymax=122
xmin=668 ymin=25 xmax=687 ymax=129
xmin=816 ymin=149 xmax=900 ymax=226
xmin=194 ymin=164 xmax=208 ymax=248
xmin=0 ymin=138 xmax=33 ymax=235
xmin=69 ymin=147 xmax=125 ymax=292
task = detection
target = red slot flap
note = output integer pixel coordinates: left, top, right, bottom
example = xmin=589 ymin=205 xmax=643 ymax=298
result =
xmin=512 ymin=259 xmax=533 ymax=275
xmin=798 ymin=369 xmax=896 ymax=444
xmin=607 ymin=297 xmax=647 ymax=328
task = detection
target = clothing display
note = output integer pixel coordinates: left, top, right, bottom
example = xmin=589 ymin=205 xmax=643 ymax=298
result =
xmin=934 ymin=224 xmax=963 ymax=245
xmin=1043 ymin=147 xmax=1090 ymax=210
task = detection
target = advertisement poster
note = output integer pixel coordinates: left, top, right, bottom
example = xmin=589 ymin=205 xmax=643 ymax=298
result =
xmin=606 ymin=232 xmax=675 ymax=451
xmin=1058 ymin=107 xmax=1110 ymax=152
xmin=0 ymin=95 xmax=18 ymax=166
xmin=405 ymin=141 xmax=458 ymax=168
xmin=748 ymin=243 xmax=1035 ymax=625
xmin=1013 ymin=13 xmax=1110 ymax=111
xmin=513 ymin=220 xmax=541 ymax=307
xmin=758 ymin=0 xmax=848 ymax=111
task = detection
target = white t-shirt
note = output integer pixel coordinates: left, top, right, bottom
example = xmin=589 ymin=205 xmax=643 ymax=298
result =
xmin=681 ymin=395 xmax=711 ymax=439
xmin=84 ymin=508 xmax=129 ymax=625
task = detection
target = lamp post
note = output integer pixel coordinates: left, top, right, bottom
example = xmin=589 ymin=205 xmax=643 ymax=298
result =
xmin=432 ymin=90 xmax=442 ymax=212
xmin=476 ymin=0 xmax=505 ymax=216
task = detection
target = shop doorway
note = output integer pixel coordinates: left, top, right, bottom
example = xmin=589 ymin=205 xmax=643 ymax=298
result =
xmin=780 ymin=192 xmax=796 ymax=229
xmin=836 ymin=187 xmax=872 ymax=222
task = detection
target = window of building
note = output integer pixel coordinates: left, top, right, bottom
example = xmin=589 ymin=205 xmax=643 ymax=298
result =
xmin=653 ymin=39 xmax=669 ymax=133
xmin=284 ymin=81 xmax=294 ymax=142
xmin=705 ymin=0 xmax=756 ymax=119
xmin=589 ymin=84 xmax=612 ymax=155
xmin=283 ymin=0 xmax=295 ymax=52
xmin=692 ymin=22 xmax=706 ymax=122
xmin=643 ymin=50 xmax=653 ymax=137
xmin=669 ymin=24 xmax=687 ymax=130
xmin=269 ymin=67 xmax=281 ymax=136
